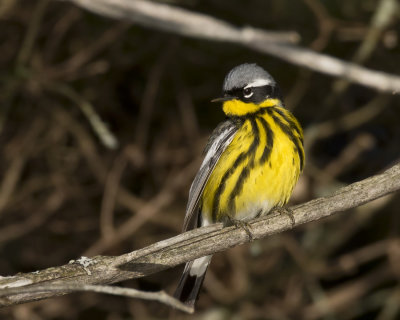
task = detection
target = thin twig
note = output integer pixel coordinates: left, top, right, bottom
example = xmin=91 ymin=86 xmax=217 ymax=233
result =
xmin=68 ymin=0 xmax=299 ymax=43
xmin=304 ymin=94 xmax=391 ymax=153
xmin=0 ymin=284 xmax=193 ymax=313
xmin=0 ymin=0 xmax=49 ymax=134
xmin=100 ymin=151 xmax=128 ymax=238
xmin=134 ymin=40 xmax=177 ymax=150
xmin=319 ymin=0 xmax=397 ymax=115
xmin=302 ymin=265 xmax=392 ymax=320
xmin=84 ymin=159 xmax=199 ymax=255
xmin=47 ymin=83 xmax=119 ymax=149
xmin=15 ymin=0 xmax=50 ymax=66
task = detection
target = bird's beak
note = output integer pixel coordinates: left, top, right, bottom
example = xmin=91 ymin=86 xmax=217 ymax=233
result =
xmin=211 ymin=96 xmax=234 ymax=103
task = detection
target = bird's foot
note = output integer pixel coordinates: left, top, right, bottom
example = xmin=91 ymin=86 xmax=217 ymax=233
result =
xmin=225 ymin=217 xmax=254 ymax=241
xmin=273 ymin=206 xmax=296 ymax=227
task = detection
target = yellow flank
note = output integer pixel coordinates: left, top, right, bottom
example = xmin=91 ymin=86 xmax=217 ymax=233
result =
xmin=223 ymin=98 xmax=280 ymax=116
xmin=202 ymin=101 xmax=303 ymax=223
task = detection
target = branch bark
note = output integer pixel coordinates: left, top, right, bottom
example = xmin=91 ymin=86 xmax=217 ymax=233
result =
xmin=66 ymin=0 xmax=400 ymax=93
xmin=1 ymin=162 xmax=399 ymax=309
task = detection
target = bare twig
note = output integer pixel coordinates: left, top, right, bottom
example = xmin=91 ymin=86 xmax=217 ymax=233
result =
xmin=45 ymin=22 xmax=129 ymax=80
xmin=134 ymin=40 xmax=177 ymax=150
xmin=0 ymin=191 xmax=65 ymax=246
xmin=0 ymin=120 xmax=45 ymax=216
xmin=51 ymin=107 xmax=179 ymax=236
xmin=67 ymin=0 xmax=299 ymax=43
xmin=320 ymin=0 xmax=397 ymax=114
xmin=376 ymin=286 xmax=400 ymax=320
xmin=47 ymin=83 xmax=119 ymax=149
xmin=322 ymin=133 xmax=376 ymax=181
xmin=353 ymin=0 xmax=397 ymax=64
xmin=100 ymin=152 xmax=128 ymax=239
xmin=172 ymin=68 xmax=200 ymax=143
xmin=84 ymin=159 xmax=199 ymax=255
xmin=302 ymin=0 xmax=336 ymax=51
xmin=0 ymin=284 xmax=193 ymax=313
xmin=0 ymin=0 xmax=49 ymax=134
xmin=303 ymin=264 xmax=392 ymax=320
xmin=0 ymin=162 xmax=399 ymax=308
xmin=0 ymin=0 xmax=17 ymax=18
xmin=67 ymin=0 xmax=400 ymax=93
xmin=15 ymin=0 xmax=49 ymax=66
xmin=304 ymin=94 xmax=391 ymax=153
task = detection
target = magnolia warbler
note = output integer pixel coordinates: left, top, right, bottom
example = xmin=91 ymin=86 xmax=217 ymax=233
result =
xmin=174 ymin=63 xmax=304 ymax=308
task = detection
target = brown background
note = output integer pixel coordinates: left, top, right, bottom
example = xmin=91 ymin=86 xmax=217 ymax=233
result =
xmin=1 ymin=0 xmax=400 ymax=319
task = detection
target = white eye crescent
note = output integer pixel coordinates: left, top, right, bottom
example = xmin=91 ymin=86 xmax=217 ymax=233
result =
xmin=243 ymin=87 xmax=253 ymax=98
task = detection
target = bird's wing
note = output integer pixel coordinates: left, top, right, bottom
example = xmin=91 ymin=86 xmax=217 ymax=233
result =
xmin=182 ymin=120 xmax=237 ymax=232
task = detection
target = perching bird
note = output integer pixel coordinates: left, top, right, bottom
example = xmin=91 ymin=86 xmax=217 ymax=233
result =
xmin=174 ymin=63 xmax=304 ymax=308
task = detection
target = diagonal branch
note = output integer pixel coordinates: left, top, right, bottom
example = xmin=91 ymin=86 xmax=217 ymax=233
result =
xmin=1 ymin=162 xmax=399 ymax=309
xmin=66 ymin=0 xmax=400 ymax=93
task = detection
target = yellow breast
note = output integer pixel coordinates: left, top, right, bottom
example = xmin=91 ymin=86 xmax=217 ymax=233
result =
xmin=201 ymin=105 xmax=304 ymax=223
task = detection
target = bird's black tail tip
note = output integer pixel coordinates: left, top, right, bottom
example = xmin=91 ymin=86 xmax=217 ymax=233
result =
xmin=174 ymin=273 xmax=203 ymax=306
xmin=174 ymin=256 xmax=212 ymax=310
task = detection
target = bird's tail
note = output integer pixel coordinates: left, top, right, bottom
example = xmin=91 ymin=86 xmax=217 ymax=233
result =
xmin=174 ymin=255 xmax=212 ymax=308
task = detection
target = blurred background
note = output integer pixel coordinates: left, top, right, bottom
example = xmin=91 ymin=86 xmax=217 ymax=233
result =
xmin=1 ymin=0 xmax=400 ymax=319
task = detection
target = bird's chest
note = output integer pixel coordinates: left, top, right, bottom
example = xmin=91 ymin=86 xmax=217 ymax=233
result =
xmin=202 ymin=115 xmax=300 ymax=223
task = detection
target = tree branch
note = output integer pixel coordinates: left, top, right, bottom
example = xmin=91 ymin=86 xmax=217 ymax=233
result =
xmin=66 ymin=0 xmax=400 ymax=93
xmin=0 ymin=162 xmax=399 ymax=309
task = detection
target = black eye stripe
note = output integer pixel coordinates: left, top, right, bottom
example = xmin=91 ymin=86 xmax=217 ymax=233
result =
xmin=225 ymin=88 xmax=242 ymax=97
xmin=225 ymin=85 xmax=280 ymax=101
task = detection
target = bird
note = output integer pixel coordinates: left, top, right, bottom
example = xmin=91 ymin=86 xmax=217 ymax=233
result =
xmin=174 ymin=63 xmax=304 ymax=309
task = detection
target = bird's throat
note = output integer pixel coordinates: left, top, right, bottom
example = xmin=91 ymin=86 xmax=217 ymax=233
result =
xmin=223 ymin=98 xmax=280 ymax=117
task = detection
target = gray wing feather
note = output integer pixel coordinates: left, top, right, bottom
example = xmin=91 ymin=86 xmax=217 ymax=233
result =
xmin=182 ymin=120 xmax=237 ymax=231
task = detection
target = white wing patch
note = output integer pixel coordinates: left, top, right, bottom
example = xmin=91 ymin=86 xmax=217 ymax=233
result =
xmin=200 ymin=131 xmax=231 ymax=171
xmin=189 ymin=255 xmax=212 ymax=276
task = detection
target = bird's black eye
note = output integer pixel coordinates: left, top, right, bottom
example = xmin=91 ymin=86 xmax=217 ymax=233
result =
xmin=243 ymin=87 xmax=253 ymax=98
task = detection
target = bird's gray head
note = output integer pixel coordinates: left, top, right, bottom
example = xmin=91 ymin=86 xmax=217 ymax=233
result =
xmin=223 ymin=63 xmax=275 ymax=92
xmin=218 ymin=63 xmax=281 ymax=105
